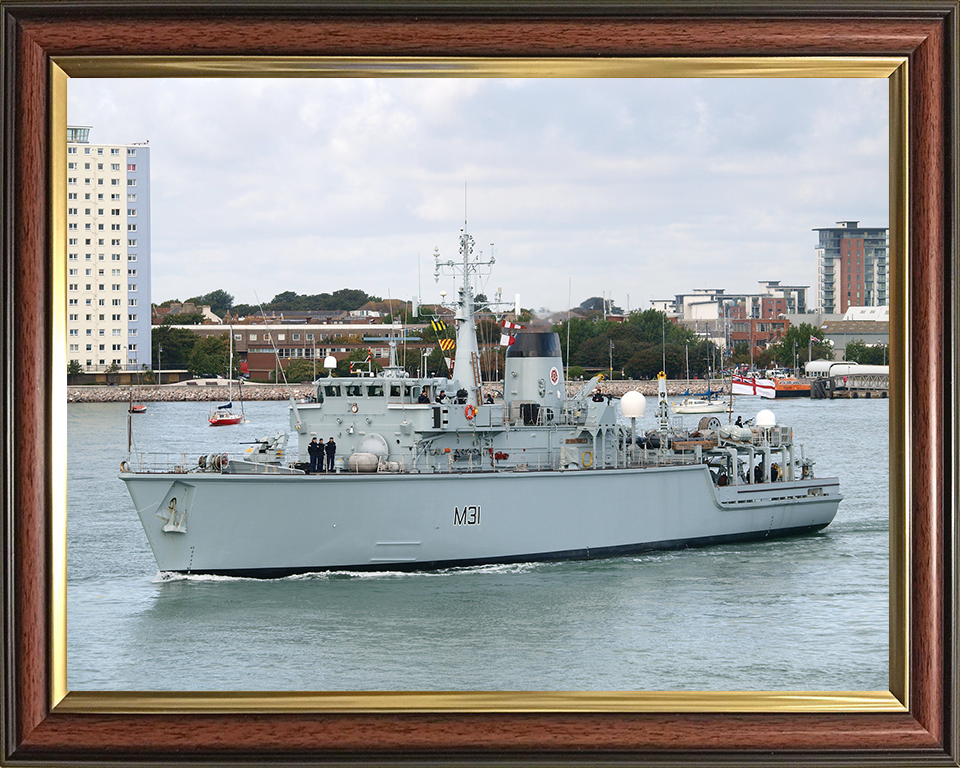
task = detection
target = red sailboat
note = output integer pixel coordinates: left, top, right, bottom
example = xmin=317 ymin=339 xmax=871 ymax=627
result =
xmin=129 ymin=371 xmax=146 ymax=413
xmin=208 ymin=332 xmax=245 ymax=426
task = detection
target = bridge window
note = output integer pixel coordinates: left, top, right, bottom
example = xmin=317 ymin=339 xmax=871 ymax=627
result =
xmin=345 ymin=384 xmax=362 ymax=397
xmin=367 ymin=384 xmax=384 ymax=397
xmin=323 ymin=384 xmax=341 ymax=398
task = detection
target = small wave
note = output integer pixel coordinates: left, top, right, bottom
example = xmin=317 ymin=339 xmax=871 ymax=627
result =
xmin=437 ymin=562 xmax=541 ymax=576
xmin=283 ymin=570 xmax=407 ymax=581
xmin=152 ymin=571 xmax=261 ymax=584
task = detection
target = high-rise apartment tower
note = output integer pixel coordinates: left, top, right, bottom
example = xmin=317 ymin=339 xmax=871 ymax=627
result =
xmin=813 ymin=220 xmax=888 ymax=314
xmin=66 ymin=126 xmax=151 ymax=373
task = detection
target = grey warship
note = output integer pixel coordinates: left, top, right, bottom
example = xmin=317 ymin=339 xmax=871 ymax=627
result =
xmin=120 ymin=228 xmax=841 ymax=577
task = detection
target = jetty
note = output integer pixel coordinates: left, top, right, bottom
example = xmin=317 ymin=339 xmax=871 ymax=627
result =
xmin=810 ymin=371 xmax=889 ymax=399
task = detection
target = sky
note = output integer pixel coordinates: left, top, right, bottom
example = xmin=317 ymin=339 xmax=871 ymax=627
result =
xmin=67 ymin=77 xmax=888 ymax=315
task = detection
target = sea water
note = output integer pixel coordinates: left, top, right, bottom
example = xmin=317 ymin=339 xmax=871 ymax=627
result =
xmin=67 ymin=396 xmax=888 ymax=691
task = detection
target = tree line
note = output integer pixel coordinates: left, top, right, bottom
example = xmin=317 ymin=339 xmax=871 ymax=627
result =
xmin=155 ymin=288 xmax=384 ymax=322
xmin=551 ymin=310 xmax=888 ymax=380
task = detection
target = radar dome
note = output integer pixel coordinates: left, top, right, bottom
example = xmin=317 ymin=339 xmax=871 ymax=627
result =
xmin=620 ymin=390 xmax=646 ymax=418
xmin=323 ymin=355 xmax=338 ymax=370
xmin=755 ymin=409 xmax=777 ymax=428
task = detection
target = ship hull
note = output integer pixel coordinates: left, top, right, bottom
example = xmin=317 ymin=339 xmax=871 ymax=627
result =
xmin=121 ymin=465 xmax=841 ymax=576
xmin=670 ymin=403 xmax=729 ymax=414
xmin=772 ymin=388 xmax=811 ymax=398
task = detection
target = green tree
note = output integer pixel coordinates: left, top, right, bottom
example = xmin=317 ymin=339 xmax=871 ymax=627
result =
xmin=843 ymin=339 xmax=888 ymax=365
xmin=844 ymin=339 xmax=868 ymax=363
xmin=770 ymin=322 xmax=834 ymax=366
xmin=334 ymin=348 xmax=383 ymax=378
xmin=283 ymin=358 xmax=319 ymax=383
xmin=161 ymin=312 xmax=206 ymax=325
xmin=153 ymin=326 xmax=199 ymax=369
xmin=552 ymin=308 xmax=709 ymax=380
xmin=200 ymin=288 xmax=233 ymax=317
xmin=265 ymin=288 xmax=381 ymax=312
xmin=862 ymin=344 xmax=889 ymax=365
xmin=269 ymin=290 xmax=300 ymax=309
xmin=730 ymin=341 xmax=752 ymax=367
xmin=187 ymin=333 xmax=229 ymax=378
xmin=67 ymin=359 xmax=82 ymax=376
xmin=754 ymin=347 xmax=777 ymax=370
xmin=186 ymin=289 xmax=234 ymax=317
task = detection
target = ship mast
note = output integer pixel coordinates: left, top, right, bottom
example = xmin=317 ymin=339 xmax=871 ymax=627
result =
xmin=434 ymin=227 xmax=495 ymax=407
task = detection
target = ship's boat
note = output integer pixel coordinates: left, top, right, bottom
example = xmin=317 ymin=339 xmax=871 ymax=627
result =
xmin=670 ymin=396 xmax=730 ymax=414
xmin=772 ymin=378 xmax=811 ymax=398
xmin=120 ymin=229 xmax=841 ymax=577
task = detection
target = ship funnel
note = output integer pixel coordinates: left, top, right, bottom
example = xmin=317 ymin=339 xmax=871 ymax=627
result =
xmin=503 ymin=332 xmax=564 ymax=424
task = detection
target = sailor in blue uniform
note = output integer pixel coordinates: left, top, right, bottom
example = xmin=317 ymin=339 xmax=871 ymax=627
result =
xmin=324 ymin=437 xmax=337 ymax=472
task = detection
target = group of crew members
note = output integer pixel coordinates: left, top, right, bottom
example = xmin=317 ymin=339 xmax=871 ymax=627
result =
xmin=716 ymin=460 xmax=782 ymax=487
xmin=418 ymin=387 xmax=472 ymax=405
xmin=307 ymin=437 xmax=337 ymax=473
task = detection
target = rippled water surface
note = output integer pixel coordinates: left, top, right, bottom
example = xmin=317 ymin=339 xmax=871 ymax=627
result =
xmin=68 ymin=396 xmax=888 ymax=691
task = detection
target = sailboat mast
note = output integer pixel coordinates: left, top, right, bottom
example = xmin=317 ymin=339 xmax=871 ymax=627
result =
xmin=706 ymin=342 xmax=710 ymax=393
xmin=228 ymin=327 xmax=233 ymax=404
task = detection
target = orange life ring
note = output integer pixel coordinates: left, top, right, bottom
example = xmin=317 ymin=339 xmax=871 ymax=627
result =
xmin=464 ymin=404 xmax=476 ymax=420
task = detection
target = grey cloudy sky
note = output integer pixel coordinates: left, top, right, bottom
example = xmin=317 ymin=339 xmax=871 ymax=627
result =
xmin=67 ymin=77 xmax=888 ymax=314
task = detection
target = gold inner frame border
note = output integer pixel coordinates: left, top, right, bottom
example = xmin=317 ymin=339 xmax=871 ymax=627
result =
xmin=49 ymin=54 xmax=909 ymax=716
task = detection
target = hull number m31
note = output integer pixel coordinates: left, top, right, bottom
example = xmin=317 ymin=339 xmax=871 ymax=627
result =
xmin=454 ymin=505 xmax=481 ymax=526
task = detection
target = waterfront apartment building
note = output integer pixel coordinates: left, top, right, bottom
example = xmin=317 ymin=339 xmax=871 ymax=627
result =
xmin=813 ymin=220 xmax=888 ymax=314
xmin=66 ymin=125 xmax=151 ymax=373
xmin=752 ymin=280 xmax=808 ymax=318
xmin=654 ymin=282 xmax=809 ymax=328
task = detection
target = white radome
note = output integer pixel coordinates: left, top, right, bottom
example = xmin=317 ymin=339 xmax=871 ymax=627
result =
xmin=755 ymin=409 xmax=777 ymax=428
xmin=620 ymin=390 xmax=646 ymax=418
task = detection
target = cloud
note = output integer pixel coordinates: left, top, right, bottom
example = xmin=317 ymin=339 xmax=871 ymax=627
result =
xmin=68 ymin=77 xmax=888 ymax=313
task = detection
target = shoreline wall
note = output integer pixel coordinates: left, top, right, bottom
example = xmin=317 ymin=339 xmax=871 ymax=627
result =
xmin=67 ymin=379 xmax=721 ymax=403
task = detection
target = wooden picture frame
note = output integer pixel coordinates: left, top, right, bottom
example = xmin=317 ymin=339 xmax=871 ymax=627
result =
xmin=2 ymin=2 xmax=957 ymax=764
